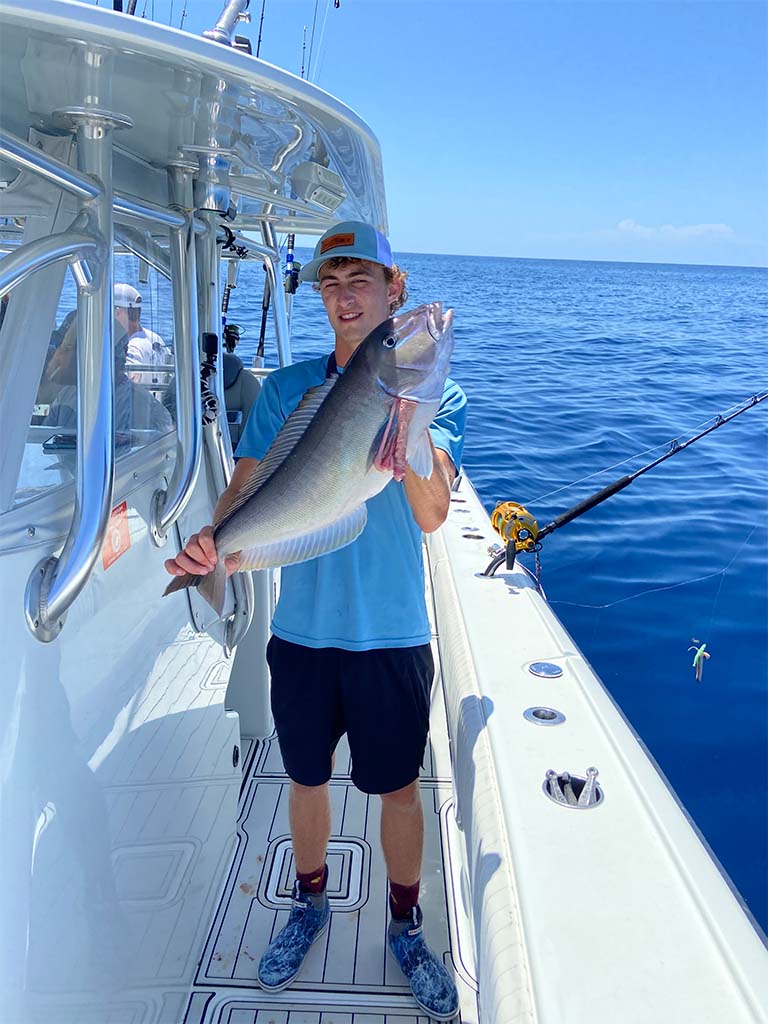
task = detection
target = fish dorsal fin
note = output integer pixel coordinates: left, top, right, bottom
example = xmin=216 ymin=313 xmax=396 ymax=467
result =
xmin=216 ymin=375 xmax=338 ymax=530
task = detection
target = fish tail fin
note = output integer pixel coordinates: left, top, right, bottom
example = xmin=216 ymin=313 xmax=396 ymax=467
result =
xmin=163 ymin=572 xmax=200 ymax=597
xmin=197 ymin=560 xmax=228 ymax=617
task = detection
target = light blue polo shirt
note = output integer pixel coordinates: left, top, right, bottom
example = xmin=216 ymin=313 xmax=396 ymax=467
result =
xmin=235 ymin=354 xmax=467 ymax=650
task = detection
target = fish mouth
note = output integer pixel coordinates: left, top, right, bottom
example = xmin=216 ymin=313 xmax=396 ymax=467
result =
xmin=377 ymin=304 xmax=454 ymax=404
xmin=425 ymin=303 xmax=452 ymax=340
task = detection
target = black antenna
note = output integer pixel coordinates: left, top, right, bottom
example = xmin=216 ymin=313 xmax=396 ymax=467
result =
xmin=255 ymin=0 xmax=266 ymax=57
xmin=300 ymin=25 xmax=307 ymax=78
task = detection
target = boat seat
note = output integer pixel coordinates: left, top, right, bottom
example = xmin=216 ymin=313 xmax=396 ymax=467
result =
xmin=160 ymin=354 xmax=261 ymax=447
xmin=222 ymin=352 xmax=261 ymax=448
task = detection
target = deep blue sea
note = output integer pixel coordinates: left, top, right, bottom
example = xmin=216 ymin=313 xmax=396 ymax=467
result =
xmin=222 ymin=251 xmax=768 ymax=932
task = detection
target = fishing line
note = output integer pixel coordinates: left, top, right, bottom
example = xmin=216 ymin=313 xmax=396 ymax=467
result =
xmin=486 ymin=389 xmax=767 ymax=579
xmin=311 ymin=0 xmax=334 ymax=83
xmin=307 ymin=0 xmax=320 ymax=80
xmin=704 ymin=521 xmax=761 ymax=638
xmin=549 ymin=523 xmax=760 ymax=614
xmin=524 ymin=391 xmax=768 ymax=508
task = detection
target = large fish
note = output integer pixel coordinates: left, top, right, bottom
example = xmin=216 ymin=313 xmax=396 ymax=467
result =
xmin=164 ymin=302 xmax=454 ymax=614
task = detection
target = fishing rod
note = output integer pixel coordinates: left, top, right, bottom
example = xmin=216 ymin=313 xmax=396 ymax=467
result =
xmin=483 ymin=389 xmax=768 ymax=577
xmin=255 ymin=0 xmax=266 ymax=57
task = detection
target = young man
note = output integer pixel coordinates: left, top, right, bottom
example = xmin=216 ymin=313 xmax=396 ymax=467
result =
xmin=164 ymin=221 xmax=466 ymax=1020
xmin=113 ymin=283 xmax=172 ymax=386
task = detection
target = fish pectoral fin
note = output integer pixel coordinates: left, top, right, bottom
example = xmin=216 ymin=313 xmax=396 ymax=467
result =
xmin=405 ymin=430 xmax=434 ymax=479
xmin=237 ymin=505 xmax=368 ymax=571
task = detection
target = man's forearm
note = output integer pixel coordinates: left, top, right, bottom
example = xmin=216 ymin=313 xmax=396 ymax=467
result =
xmin=213 ymin=456 xmax=259 ymax=525
xmin=403 ymin=441 xmax=455 ymax=533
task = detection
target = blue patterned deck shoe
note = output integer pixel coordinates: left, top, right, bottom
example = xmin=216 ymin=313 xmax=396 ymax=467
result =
xmin=257 ymin=880 xmax=329 ymax=991
xmin=388 ymin=905 xmax=459 ymax=1020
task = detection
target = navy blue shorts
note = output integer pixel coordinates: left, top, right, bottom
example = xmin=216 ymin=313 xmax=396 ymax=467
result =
xmin=266 ymin=635 xmax=434 ymax=795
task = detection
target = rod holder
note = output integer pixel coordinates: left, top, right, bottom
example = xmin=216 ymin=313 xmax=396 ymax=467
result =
xmin=543 ymin=768 xmax=603 ymax=809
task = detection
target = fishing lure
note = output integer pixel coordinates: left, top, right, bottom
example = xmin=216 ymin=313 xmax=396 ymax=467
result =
xmin=688 ymin=640 xmax=711 ymax=683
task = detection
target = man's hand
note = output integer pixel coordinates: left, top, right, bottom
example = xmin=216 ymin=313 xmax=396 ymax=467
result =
xmin=164 ymin=525 xmax=241 ymax=578
xmin=164 ymin=457 xmax=260 ymax=579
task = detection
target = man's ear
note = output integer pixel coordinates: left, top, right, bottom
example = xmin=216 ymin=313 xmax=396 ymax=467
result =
xmin=387 ymin=277 xmax=403 ymax=312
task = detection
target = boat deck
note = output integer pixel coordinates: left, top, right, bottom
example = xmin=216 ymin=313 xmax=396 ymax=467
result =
xmin=184 ymin=602 xmax=480 ymax=1023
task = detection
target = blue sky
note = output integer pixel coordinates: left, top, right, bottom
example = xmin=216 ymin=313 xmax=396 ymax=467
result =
xmin=119 ymin=1 xmax=766 ymax=266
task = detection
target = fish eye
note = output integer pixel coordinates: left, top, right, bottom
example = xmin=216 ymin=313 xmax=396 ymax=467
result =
xmin=383 ymin=334 xmax=396 ymax=348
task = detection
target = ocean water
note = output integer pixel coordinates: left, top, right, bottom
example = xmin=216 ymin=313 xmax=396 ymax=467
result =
xmin=227 ymin=251 xmax=768 ymax=931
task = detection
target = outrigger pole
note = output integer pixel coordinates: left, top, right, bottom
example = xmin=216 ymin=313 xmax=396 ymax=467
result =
xmin=484 ymin=389 xmax=768 ymax=576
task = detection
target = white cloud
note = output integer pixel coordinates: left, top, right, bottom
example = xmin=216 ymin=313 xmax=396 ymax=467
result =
xmin=616 ymin=218 xmax=736 ymax=241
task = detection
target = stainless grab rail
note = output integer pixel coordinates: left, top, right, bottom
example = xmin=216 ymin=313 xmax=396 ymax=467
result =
xmin=218 ymin=226 xmax=291 ymax=368
xmin=0 ymin=228 xmax=98 ymax=297
xmin=203 ymin=0 xmax=250 ymax=45
xmin=149 ymin=170 xmax=202 ymax=542
xmin=23 ymin=112 xmax=119 ymax=642
xmin=0 ymin=128 xmax=101 ymax=200
xmin=114 ymin=192 xmax=207 ymax=234
xmin=114 ymin=192 xmax=186 ymax=230
xmin=0 ymin=128 xmax=204 ymax=235
xmin=199 ymin=209 xmax=254 ymax=649
xmin=114 ymin=224 xmax=172 ymax=279
xmin=229 ymin=175 xmax=329 ymax=217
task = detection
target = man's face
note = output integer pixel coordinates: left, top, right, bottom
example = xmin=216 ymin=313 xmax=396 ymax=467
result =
xmin=114 ymin=306 xmax=130 ymax=332
xmin=318 ymin=259 xmax=401 ymax=351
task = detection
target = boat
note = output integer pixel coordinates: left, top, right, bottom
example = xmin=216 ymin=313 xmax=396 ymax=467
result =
xmin=1 ymin=2 xmax=766 ymax=1021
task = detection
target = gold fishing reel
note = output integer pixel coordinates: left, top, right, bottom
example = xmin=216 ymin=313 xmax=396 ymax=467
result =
xmin=486 ymin=501 xmax=540 ymax=574
xmin=491 ymin=501 xmax=540 ymax=551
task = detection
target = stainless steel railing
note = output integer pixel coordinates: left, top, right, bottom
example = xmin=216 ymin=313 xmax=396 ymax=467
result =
xmin=0 ymin=129 xmax=101 ymax=200
xmin=198 ymin=209 xmax=255 ymax=649
xmin=21 ymin=110 xmax=121 ymax=641
xmin=0 ymin=226 xmax=99 ymax=296
xmin=148 ymin=167 xmax=202 ymax=543
xmin=202 ymin=0 xmax=250 ymax=45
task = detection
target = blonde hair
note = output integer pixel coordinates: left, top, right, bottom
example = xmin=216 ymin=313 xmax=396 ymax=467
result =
xmin=314 ymin=256 xmax=409 ymax=314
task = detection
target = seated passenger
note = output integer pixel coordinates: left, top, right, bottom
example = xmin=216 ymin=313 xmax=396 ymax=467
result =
xmin=114 ymin=282 xmax=172 ymax=386
xmin=45 ymin=317 xmax=173 ymax=441
xmin=35 ymin=309 xmax=78 ymax=411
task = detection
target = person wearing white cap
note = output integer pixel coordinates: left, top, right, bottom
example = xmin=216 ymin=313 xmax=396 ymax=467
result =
xmin=164 ymin=221 xmax=465 ymax=1020
xmin=114 ymin=283 xmax=172 ymax=386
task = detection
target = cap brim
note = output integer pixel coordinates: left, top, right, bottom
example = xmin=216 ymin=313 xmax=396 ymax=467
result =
xmin=298 ymin=251 xmax=389 ymax=283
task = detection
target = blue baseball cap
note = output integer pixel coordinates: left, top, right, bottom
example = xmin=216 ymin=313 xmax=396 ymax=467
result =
xmin=298 ymin=220 xmax=393 ymax=283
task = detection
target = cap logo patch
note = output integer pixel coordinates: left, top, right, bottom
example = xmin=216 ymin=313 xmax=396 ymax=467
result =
xmin=320 ymin=232 xmax=354 ymax=254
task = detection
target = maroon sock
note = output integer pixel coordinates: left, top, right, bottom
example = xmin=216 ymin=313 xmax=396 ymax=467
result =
xmin=297 ymin=863 xmax=328 ymax=895
xmin=389 ymin=878 xmax=420 ymax=920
